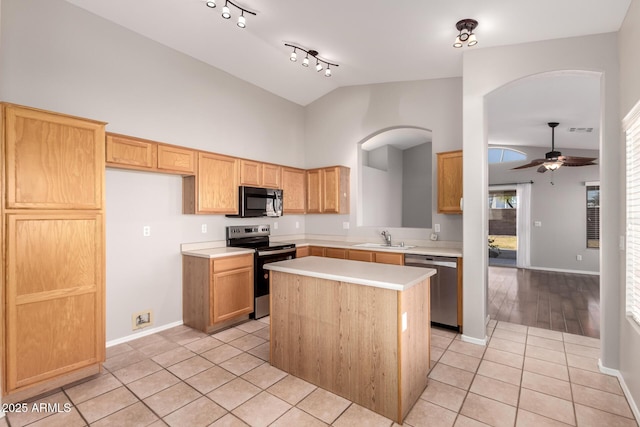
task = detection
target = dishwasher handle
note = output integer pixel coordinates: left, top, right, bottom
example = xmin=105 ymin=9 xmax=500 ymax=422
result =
xmin=404 ymin=254 xmax=458 ymax=269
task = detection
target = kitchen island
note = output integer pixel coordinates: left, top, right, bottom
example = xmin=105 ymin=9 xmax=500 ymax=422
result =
xmin=265 ymin=256 xmax=435 ymax=423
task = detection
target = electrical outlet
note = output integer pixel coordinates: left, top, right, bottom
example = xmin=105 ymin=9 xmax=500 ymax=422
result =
xmin=201 ymin=224 xmax=207 ymax=233
xmin=295 ymin=221 xmax=300 ymax=229
xmin=143 ymin=226 xmax=151 ymax=237
xmin=132 ymin=310 xmax=153 ymax=330
xmin=534 ymin=221 xmax=542 ymax=227
xmin=434 ymin=224 xmax=441 ymax=233
xmin=273 ymin=221 xmax=278 ymax=230
xmin=577 ymin=254 xmax=582 ymax=261
xmin=343 ymin=222 xmax=350 ymax=229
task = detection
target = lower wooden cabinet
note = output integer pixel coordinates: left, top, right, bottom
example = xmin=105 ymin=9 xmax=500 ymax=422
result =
xmin=311 ymin=246 xmax=404 ymax=265
xmin=182 ymin=253 xmax=254 ymax=333
xmin=296 ymin=246 xmax=310 ymax=258
xmin=4 ymin=213 xmax=105 ymax=400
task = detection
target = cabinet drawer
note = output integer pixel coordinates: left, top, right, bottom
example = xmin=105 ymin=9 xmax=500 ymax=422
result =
xmin=213 ymin=254 xmax=253 ymax=272
xmin=348 ymin=250 xmax=375 ymax=262
xmin=325 ymin=248 xmax=347 ymax=259
xmin=309 ymin=246 xmax=325 ymax=257
xmin=375 ymin=252 xmax=404 ymax=265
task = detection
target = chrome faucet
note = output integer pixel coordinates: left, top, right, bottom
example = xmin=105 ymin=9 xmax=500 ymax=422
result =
xmin=381 ymin=230 xmax=392 ymax=246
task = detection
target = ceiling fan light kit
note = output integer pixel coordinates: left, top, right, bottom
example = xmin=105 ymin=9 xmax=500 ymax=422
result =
xmin=453 ymin=19 xmax=479 ymax=48
xmin=511 ymin=122 xmax=598 ymax=173
xmin=205 ymin=0 xmax=256 ymax=28
xmin=285 ymin=43 xmax=338 ymax=77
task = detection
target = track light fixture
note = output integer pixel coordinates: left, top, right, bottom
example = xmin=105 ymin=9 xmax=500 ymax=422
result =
xmin=453 ymin=19 xmax=478 ymax=48
xmin=285 ymin=43 xmax=338 ymax=77
xmin=205 ymin=0 xmax=256 ymax=29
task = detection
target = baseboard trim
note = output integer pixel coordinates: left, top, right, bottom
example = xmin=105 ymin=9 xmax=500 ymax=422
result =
xmin=598 ymin=359 xmax=640 ymax=422
xmin=106 ymin=320 xmax=184 ymax=348
xmin=461 ymin=334 xmax=488 ymax=346
xmin=526 ymin=266 xmax=600 ymax=276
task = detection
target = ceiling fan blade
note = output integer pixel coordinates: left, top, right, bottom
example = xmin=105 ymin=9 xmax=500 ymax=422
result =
xmin=511 ymin=159 xmax=545 ymax=170
xmin=537 ymin=165 xmax=548 ymax=173
xmin=561 ymin=156 xmax=598 ymax=166
xmin=561 ymin=161 xmax=597 ymax=167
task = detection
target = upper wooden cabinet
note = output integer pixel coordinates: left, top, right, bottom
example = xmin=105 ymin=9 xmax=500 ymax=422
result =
xmin=437 ymin=150 xmax=463 ymax=214
xmin=307 ymin=166 xmax=350 ymax=214
xmin=4 ymin=104 xmax=105 ymax=209
xmin=282 ymin=167 xmax=306 ymax=214
xmin=2 ymin=103 xmax=106 ymax=401
xmin=183 ymin=152 xmax=239 ymax=214
xmin=106 ymin=133 xmax=195 ymax=175
xmin=239 ymin=160 xmax=281 ymax=189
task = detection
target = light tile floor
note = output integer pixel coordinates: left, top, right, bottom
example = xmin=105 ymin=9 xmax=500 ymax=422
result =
xmin=2 ymin=318 xmax=638 ymax=427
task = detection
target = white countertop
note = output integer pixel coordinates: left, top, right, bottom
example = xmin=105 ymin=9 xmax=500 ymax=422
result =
xmin=288 ymin=239 xmax=462 ymax=258
xmin=181 ymin=247 xmax=254 ymax=259
xmin=265 ymin=256 xmax=436 ymax=291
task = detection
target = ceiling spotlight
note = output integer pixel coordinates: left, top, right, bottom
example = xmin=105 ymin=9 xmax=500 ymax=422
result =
xmin=206 ymin=0 xmax=256 ymax=28
xmin=285 ymin=44 xmax=339 ymax=77
xmin=453 ymin=19 xmax=478 ymax=48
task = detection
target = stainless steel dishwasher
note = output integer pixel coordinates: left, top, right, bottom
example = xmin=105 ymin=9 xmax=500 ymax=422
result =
xmin=404 ymin=254 xmax=459 ymax=331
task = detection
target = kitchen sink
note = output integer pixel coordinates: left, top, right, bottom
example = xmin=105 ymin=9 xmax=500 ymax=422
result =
xmin=352 ymin=242 xmax=415 ymax=250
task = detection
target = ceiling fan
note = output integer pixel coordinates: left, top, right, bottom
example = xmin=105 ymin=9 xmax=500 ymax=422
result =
xmin=511 ymin=122 xmax=597 ymax=173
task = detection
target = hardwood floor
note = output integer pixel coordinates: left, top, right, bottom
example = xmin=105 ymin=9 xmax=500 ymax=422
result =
xmin=488 ymin=266 xmax=600 ymax=338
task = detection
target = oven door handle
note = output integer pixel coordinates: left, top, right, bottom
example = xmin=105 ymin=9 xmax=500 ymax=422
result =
xmin=258 ymin=248 xmax=296 ymax=257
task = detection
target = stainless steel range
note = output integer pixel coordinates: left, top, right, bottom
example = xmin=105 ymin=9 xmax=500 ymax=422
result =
xmin=226 ymin=225 xmax=296 ymax=319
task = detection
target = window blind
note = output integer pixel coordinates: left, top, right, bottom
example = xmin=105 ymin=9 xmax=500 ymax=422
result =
xmin=625 ymin=103 xmax=640 ymax=327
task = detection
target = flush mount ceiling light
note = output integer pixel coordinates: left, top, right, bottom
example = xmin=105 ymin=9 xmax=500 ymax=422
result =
xmin=453 ymin=19 xmax=478 ymax=48
xmin=205 ymin=0 xmax=256 ymax=29
xmin=285 ymin=43 xmax=338 ymax=77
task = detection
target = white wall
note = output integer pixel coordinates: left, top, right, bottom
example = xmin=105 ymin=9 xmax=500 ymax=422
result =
xmin=462 ymin=33 xmax=621 ymax=365
xmin=362 ymin=146 xmax=403 ymax=227
xmin=304 ymin=79 xmax=463 ymax=242
xmin=403 ymin=143 xmax=433 ymax=228
xmin=618 ymin=0 xmax=640 ymax=414
xmin=0 ymin=0 xmax=306 ymax=341
xmin=489 ymin=145 xmax=600 ymax=273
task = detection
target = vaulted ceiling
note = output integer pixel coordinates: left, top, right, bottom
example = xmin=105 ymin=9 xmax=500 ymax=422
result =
xmin=65 ymin=0 xmax=630 ymax=150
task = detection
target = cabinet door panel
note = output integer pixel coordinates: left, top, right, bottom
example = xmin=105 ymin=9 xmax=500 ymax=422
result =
xmin=5 ymin=213 xmax=104 ymax=392
xmin=157 ymin=144 xmax=195 ymax=174
xmin=5 ymin=106 xmax=105 ymax=209
xmin=211 ymin=267 xmax=253 ymax=324
xmin=198 ymin=153 xmax=239 ymax=213
xmin=282 ymin=167 xmax=306 ymax=213
xmin=106 ymin=134 xmax=155 ymax=170
xmin=262 ymin=164 xmax=281 ymax=189
xmin=240 ymin=160 xmax=262 ymax=187
xmin=437 ymin=151 xmax=463 ymax=214
xmin=306 ymin=169 xmax=322 ymax=213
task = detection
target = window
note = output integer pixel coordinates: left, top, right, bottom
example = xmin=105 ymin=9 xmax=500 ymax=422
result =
xmin=586 ymin=184 xmax=600 ymax=248
xmin=624 ymin=102 xmax=640 ymax=327
xmin=488 ymin=147 xmax=526 ymax=164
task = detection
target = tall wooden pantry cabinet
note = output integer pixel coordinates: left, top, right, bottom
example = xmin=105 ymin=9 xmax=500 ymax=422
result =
xmin=1 ymin=103 xmax=106 ymax=401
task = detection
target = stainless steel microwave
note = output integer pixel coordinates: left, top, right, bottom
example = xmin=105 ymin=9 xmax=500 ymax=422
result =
xmin=227 ymin=186 xmax=283 ymax=218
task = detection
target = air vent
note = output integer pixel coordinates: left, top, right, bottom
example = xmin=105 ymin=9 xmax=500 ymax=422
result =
xmin=568 ymin=127 xmax=593 ymax=133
